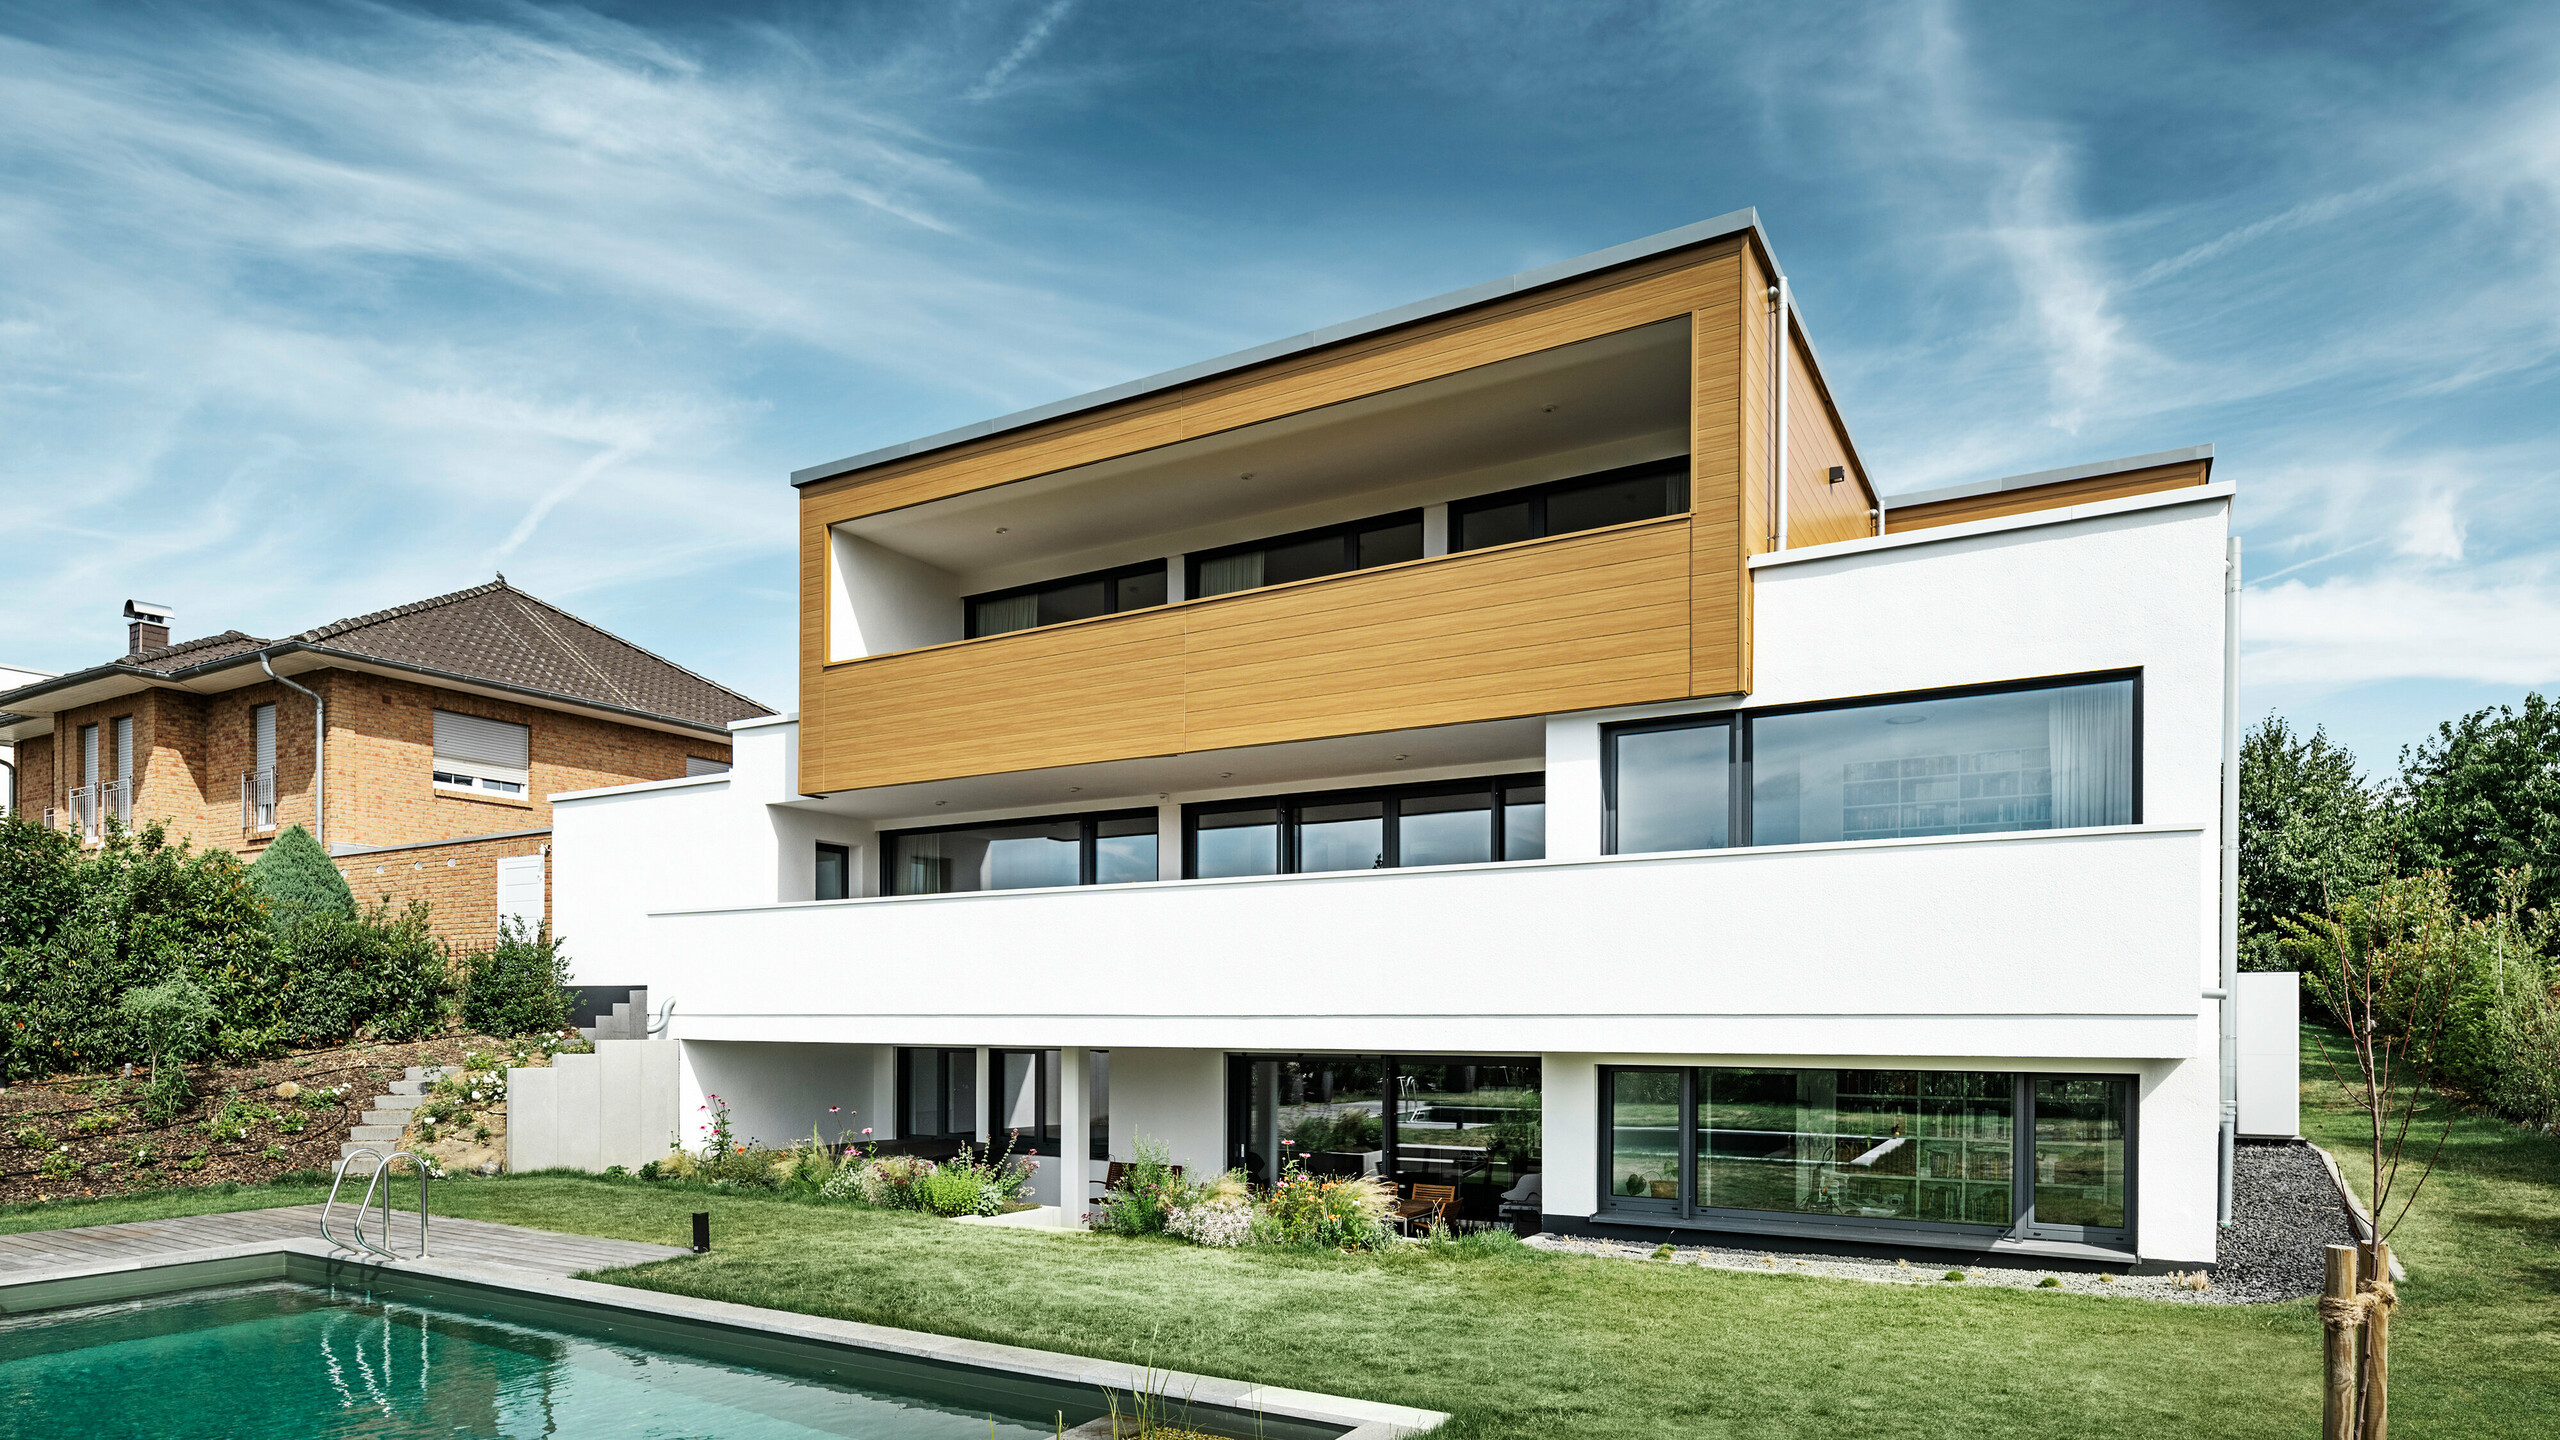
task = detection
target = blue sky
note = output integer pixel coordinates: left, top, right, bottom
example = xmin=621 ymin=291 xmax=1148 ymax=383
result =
xmin=2 ymin=0 xmax=2553 ymax=779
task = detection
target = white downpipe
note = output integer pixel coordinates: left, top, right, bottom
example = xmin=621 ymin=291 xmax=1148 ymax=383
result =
xmin=2217 ymin=536 xmax=2243 ymax=1226
xmin=1770 ymin=279 xmax=1792 ymax=551
xmin=260 ymin=651 xmax=325 ymax=849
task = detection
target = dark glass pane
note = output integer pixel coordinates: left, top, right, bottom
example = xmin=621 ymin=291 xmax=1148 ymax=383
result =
xmin=971 ymin=593 xmax=1038 ymax=636
xmin=1263 ymin=532 xmax=1350 ymax=586
xmin=1113 ymin=567 xmax=1167 ymax=612
xmin=901 ymin=1048 xmax=943 ymax=1135
xmin=1608 ymin=1070 xmax=1682 ymax=1204
xmin=1297 ymin=799 xmax=1385 ymax=873
xmin=1456 ymin=500 xmax=1534 ymax=551
xmin=1748 ymin=679 xmax=2131 ymax=845
xmin=1503 ymin=785 xmax=1546 ymax=860
xmin=814 ymin=845 xmax=848 ymax=901
xmin=997 ymin=1051 xmax=1039 ymax=1138
xmin=895 ymin=820 xmax=1079 ymax=894
xmin=1036 ymin=578 xmax=1109 ymax=627
xmin=2034 ymin=1077 xmax=2129 ymax=1231
xmin=1194 ymin=807 xmax=1280 ymax=878
xmin=1356 ymin=520 xmax=1423 ymax=568
xmin=1195 ymin=550 xmax=1264 ymax=597
xmin=1545 ymin=466 xmax=1680 ymax=536
xmin=1397 ymin=790 xmax=1491 ymax=867
xmin=1094 ymin=814 xmax=1158 ymax=884
xmin=1695 ymin=1067 xmax=2012 ymax=1226
xmin=944 ymin=1050 xmax=975 ymax=1136
xmin=1613 ymin=721 xmax=1730 ymax=853
xmin=1089 ymin=1051 xmax=1111 ymax=1161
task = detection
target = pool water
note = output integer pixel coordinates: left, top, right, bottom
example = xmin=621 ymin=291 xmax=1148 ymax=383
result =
xmin=0 ymin=1282 xmax=1070 ymax=1439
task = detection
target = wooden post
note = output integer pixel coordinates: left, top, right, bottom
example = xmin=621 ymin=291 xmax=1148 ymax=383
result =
xmin=2360 ymin=1240 xmax=2393 ymax=1440
xmin=2323 ymin=1243 xmax=2360 ymax=1440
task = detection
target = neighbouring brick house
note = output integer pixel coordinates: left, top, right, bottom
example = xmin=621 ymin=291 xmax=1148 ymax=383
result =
xmin=0 ymin=584 xmax=772 ymax=951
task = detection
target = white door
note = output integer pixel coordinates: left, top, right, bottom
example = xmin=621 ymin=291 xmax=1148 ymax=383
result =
xmin=495 ymin=854 xmax=546 ymax=937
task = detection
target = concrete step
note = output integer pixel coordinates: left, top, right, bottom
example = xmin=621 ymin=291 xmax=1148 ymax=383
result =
xmin=369 ymin=1094 xmax=426 ymax=1112
xmin=361 ymin=1109 xmax=418 ymax=1127
xmin=348 ymin=1124 xmax=404 ymax=1143
xmin=386 ymin=1080 xmax=427 ymax=1096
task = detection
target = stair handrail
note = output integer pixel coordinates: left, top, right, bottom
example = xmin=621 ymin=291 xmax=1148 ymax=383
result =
xmin=321 ymin=1147 xmax=432 ymax=1260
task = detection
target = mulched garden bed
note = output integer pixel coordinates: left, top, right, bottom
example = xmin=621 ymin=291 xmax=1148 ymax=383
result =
xmin=0 ymin=1032 xmax=513 ymax=1206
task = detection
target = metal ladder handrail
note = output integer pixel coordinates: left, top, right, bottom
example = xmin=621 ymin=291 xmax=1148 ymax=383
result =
xmin=322 ymin=1148 xmax=432 ymax=1260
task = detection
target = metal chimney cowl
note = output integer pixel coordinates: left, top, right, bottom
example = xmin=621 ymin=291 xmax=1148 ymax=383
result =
xmin=123 ymin=598 xmax=174 ymax=656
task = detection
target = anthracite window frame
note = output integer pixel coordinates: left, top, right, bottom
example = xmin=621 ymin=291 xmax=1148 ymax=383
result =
xmin=1183 ymin=508 xmax=1425 ymax=600
xmin=1182 ymin=772 xmax=1544 ymax=878
xmin=813 ymin=842 xmax=851 ymax=901
xmin=1450 ymin=457 xmax=1690 ymax=551
xmin=1597 ymin=1064 xmax=2138 ymax=1251
xmin=878 ymin=806 xmax=1160 ymax=896
xmin=987 ymin=1048 xmax=1064 ymax=1157
xmin=964 ymin=559 xmax=1168 ymax=639
xmin=1602 ymin=669 xmax=2144 ymax=855
xmin=895 ymin=1047 xmax=978 ymax=1142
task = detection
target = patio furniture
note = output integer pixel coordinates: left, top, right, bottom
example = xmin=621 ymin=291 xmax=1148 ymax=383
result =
xmin=1498 ymin=1171 xmax=1543 ymax=1236
xmin=1391 ymin=1183 xmax=1458 ymax=1236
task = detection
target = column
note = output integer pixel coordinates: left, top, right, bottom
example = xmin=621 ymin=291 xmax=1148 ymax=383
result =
xmin=1056 ymin=1047 xmax=1090 ymax=1225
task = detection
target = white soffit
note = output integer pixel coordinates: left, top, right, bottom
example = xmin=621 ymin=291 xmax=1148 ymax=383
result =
xmin=842 ymin=319 xmax=1690 ymax=573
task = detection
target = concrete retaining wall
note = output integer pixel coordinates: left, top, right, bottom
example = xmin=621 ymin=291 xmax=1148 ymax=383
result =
xmin=507 ymin=1040 xmax=682 ymax=1172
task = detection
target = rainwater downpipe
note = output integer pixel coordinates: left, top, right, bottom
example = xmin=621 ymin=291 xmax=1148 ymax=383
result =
xmin=1769 ymin=279 xmax=1792 ymax=551
xmin=2215 ymin=536 xmax=2243 ymax=1226
xmin=260 ymin=650 xmax=325 ymax=850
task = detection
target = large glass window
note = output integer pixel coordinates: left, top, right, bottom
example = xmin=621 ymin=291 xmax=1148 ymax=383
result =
xmin=1188 ymin=510 xmax=1424 ymax=599
xmin=990 ymin=1048 xmax=1063 ymax=1155
xmin=1606 ymin=674 xmax=2139 ymax=855
xmin=883 ymin=809 xmax=1158 ymax=895
xmin=1227 ymin=1055 xmax=1539 ymax=1222
xmin=1602 ymin=1066 xmax=2134 ymax=1248
xmin=899 ymin=1048 xmax=977 ymax=1140
xmin=1186 ymin=774 xmax=1544 ymax=878
xmin=814 ymin=842 xmax=850 ymax=901
xmin=1452 ymin=458 xmax=1688 ymax=551
xmin=966 ymin=560 xmax=1167 ymax=639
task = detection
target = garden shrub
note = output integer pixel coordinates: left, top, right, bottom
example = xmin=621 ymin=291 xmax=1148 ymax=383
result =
xmin=913 ymin=1167 xmax=986 ymax=1216
xmin=853 ymin=1153 xmax=936 ymax=1207
xmin=1092 ymin=1137 xmax=1189 ymax=1235
xmin=1250 ymin=1162 xmax=1393 ymax=1249
xmin=246 ymin=825 xmax=355 ymax=924
xmin=459 ymin=919 xmax=573 ymax=1037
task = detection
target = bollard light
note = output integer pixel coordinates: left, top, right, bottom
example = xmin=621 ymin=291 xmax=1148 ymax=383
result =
xmin=692 ymin=1212 xmax=711 ymax=1254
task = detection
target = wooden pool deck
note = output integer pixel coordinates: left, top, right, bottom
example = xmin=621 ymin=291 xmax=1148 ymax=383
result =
xmin=0 ymin=1204 xmax=687 ymax=1279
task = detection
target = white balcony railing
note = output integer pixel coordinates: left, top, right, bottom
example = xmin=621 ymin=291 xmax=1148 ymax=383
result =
xmin=101 ymin=777 xmax=132 ymax=831
xmin=65 ymin=785 xmax=99 ymax=843
xmin=628 ymin=823 xmax=2213 ymax=1060
xmin=241 ymin=769 xmax=276 ymax=831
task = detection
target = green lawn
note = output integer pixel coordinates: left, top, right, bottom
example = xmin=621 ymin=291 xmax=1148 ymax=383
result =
xmin=4 ymin=1026 xmax=2553 ymax=1439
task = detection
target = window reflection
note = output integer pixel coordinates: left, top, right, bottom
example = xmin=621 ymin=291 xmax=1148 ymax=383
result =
xmin=886 ymin=810 xmax=1159 ymax=895
xmin=1502 ymin=786 xmax=1546 ymax=860
xmin=1613 ymin=722 xmax=1730 ymax=853
xmin=1195 ymin=807 xmax=1281 ymax=878
xmin=1399 ymin=790 xmax=1492 ymax=867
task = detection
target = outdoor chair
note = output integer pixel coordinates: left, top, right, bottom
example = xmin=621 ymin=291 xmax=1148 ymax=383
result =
xmin=1391 ymin=1183 xmax=1458 ymax=1236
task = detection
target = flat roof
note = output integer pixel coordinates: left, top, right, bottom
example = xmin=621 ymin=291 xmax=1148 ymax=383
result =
xmin=1881 ymin=445 xmax=2215 ymax=510
xmin=792 ymin=208 xmax=1778 ymax=489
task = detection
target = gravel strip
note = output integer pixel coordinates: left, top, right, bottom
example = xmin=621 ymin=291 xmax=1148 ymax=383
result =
xmin=1525 ymin=1140 xmax=2352 ymax=1305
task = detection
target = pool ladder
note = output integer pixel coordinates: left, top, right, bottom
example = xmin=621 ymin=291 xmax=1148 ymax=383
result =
xmin=322 ymin=1148 xmax=432 ymax=1261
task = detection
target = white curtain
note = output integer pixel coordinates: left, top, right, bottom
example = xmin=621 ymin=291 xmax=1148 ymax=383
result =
xmin=2048 ymin=685 xmax=2133 ymax=828
xmin=1196 ymin=551 xmax=1265 ymax=597
xmin=974 ymin=593 xmax=1038 ymax=635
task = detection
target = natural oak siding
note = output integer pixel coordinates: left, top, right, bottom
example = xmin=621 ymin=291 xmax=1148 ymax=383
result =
xmin=1886 ymin=458 xmax=2212 ymax=532
xmin=802 ymin=519 xmax=1694 ymax=792
xmin=1780 ymin=326 xmax=1876 ymax=548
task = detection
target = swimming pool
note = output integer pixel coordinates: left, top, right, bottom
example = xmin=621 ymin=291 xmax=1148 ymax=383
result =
xmin=0 ymin=1250 xmax=1397 ymax=1440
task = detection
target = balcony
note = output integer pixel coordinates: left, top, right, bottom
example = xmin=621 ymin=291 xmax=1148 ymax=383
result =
xmin=635 ymin=823 xmax=2208 ymax=1058
xmin=805 ymin=514 xmax=1703 ymax=793
xmin=241 ymin=768 xmax=277 ymax=832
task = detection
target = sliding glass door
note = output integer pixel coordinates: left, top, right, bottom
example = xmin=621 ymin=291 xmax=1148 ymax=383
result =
xmin=1604 ymin=1065 xmax=2134 ymax=1248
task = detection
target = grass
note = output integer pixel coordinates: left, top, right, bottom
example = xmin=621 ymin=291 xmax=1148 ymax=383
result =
xmin=3 ymin=1025 xmax=2553 ymax=1438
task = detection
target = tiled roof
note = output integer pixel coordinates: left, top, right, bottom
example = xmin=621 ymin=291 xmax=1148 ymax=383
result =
xmin=288 ymin=580 xmax=772 ymax=730
xmin=16 ymin=582 xmax=770 ymax=732
xmin=116 ymin=630 xmax=274 ymax=673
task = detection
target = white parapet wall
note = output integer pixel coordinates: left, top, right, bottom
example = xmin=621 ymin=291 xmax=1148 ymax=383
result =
xmin=2237 ymin=971 xmax=2301 ymax=1139
xmin=508 ymin=1039 xmax=683 ymax=1172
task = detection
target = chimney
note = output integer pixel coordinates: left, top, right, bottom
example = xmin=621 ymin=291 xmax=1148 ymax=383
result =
xmin=123 ymin=599 xmax=174 ymax=656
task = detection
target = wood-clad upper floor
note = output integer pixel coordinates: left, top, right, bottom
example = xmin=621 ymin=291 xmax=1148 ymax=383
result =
xmin=793 ymin=214 xmax=1885 ymax=794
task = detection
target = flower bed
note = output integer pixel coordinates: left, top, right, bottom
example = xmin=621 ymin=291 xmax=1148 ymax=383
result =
xmin=1091 ymin=1140 xmax=1396 ymax=1251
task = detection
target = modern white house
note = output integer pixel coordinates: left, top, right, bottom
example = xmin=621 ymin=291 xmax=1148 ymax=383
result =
xmin=551 ymin=210 xmax=2290 ymax=1271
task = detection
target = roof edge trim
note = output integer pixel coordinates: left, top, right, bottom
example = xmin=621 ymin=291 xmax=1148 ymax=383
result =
xmin=791 ymin=208 xmax=1767 ymax=489
xmin=1882 ymin=444 xmax=2215 ymax=511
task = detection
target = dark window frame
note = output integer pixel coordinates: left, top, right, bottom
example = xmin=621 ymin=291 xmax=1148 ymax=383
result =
xmin=1182 ymin=772 xmax=1544 ymax=878
xmin=895 ymin=1047 xmax=979 ymax=1142
xmin=986 ymin=1047 xmax=1063 ymax=1157
xmin=963 ymin=559 xmax=1169 ymax=639
xmin=1450 ymin=457 xmax=1690 ymax=552
xmin=879 ymin=806 xmax=1160 ymax=896
xmin=1597 ymin=1064 xmax=2138 ymax=1251
xmin=813 ymin=841 xmax=851 ymax=901
xmin=1184 ymin=508 xmax=1425 ymax=600
xmin=1603 ymin=669 xmax=2144 ymax=855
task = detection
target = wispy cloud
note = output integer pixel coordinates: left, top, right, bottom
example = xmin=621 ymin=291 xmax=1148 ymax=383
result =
xmin=968 ymin=0 xmax=1077 ymax=101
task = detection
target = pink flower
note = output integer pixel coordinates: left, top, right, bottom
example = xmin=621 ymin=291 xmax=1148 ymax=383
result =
xmin=828 ymin=1105 xmax=840 ymax=1113
xmin=861 ymin=1127 xmax=874 ymax=1136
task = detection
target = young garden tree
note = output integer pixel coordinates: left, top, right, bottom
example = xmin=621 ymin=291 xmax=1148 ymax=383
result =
xmin=120 ymin=973 xmax=216 ymax=1123
xmin=247 ymin=824 xmax=356 ymax=923
xmin=461 ymin=918 xmax=575 ymax=1037
xmin=2240 ymin=714 xmax=2395 ymax=971
xmin=2399 ymin=692 xmax=2560 ymax=924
